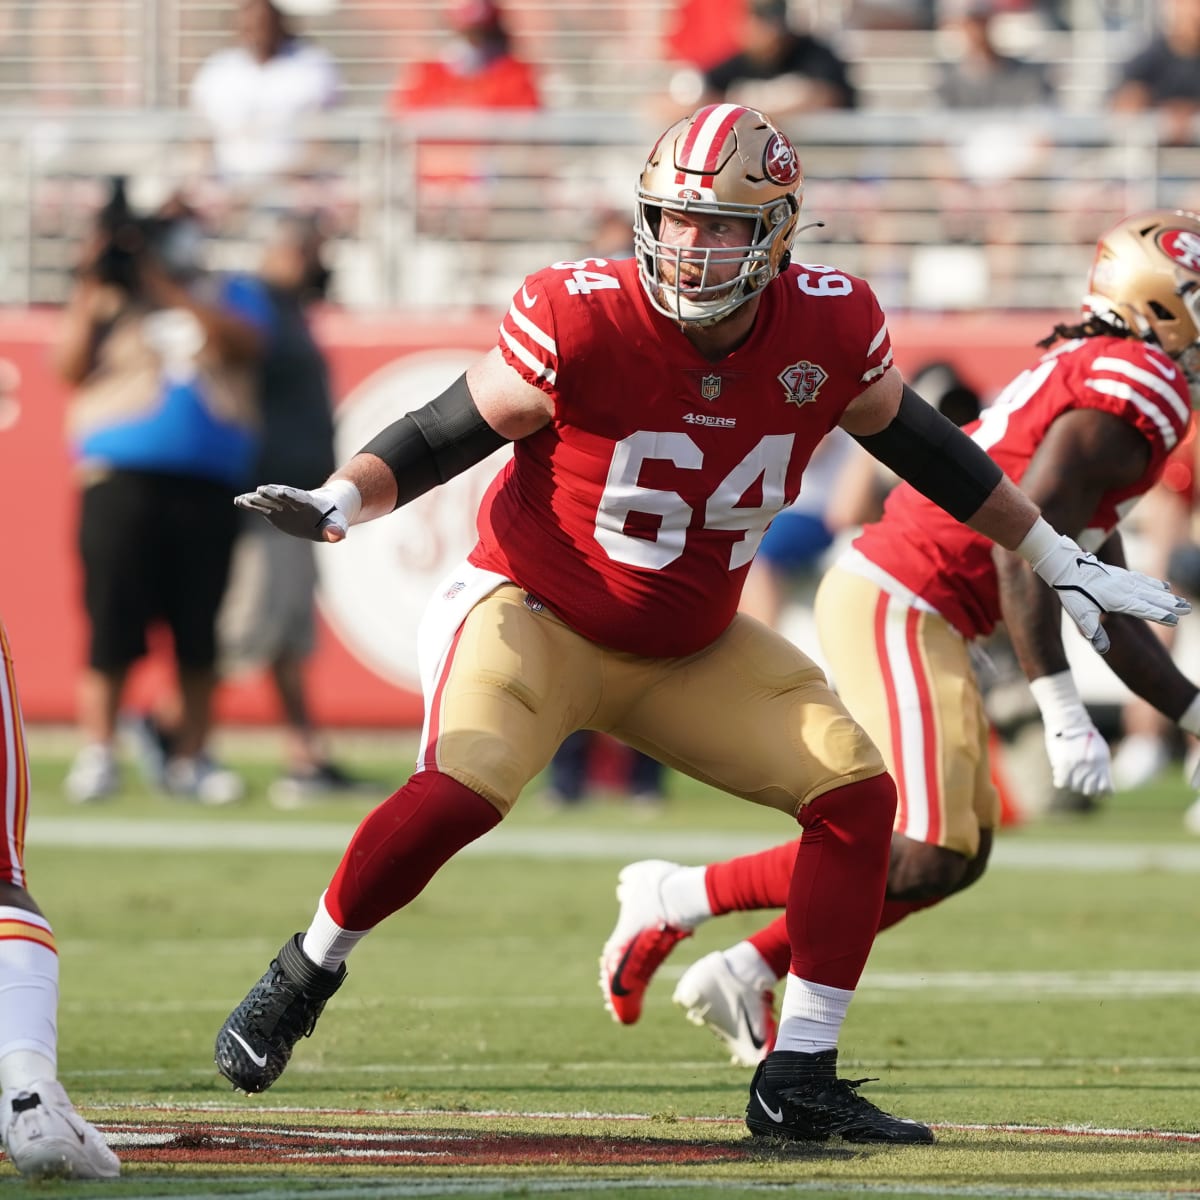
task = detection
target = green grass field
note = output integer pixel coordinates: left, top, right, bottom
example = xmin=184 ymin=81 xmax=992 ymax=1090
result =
xmin=9 ymin=732 xmax=1200 ymax=1198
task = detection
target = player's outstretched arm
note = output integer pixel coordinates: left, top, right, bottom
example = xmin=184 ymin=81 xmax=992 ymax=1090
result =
xmin=235 ymin=349 xmax=553 ymax=543
xmin=840 ymin=369 xmax=1190 ymax=653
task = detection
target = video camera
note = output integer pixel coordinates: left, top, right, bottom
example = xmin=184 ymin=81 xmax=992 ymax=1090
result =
xmin=90 ymin=176 xmax=202 ymax=294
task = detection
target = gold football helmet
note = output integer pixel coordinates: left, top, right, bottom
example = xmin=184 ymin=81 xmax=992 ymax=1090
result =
xmin=634 ymin=103 xmax=803 ymax=325
xmin=1085 ymin=210 xmax=1200 ymax=363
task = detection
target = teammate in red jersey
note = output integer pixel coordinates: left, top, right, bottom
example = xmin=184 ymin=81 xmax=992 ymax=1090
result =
xmin=0 ymin=619 xmax=120 ymax=1178
xmin=595 ymin=209 xmax=1200 ymax=1068
xmin=216 ymin=107 xmax=1187 ymax=1145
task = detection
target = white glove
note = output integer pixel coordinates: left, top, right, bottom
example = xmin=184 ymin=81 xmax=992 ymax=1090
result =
xmin=1017 ymin=518 xmax=1190 ymax=654
xmin=1043 ymin=724 xmax=1113 ymax=795
xmin=1177 ymin=694 xmax=1200 ymax=790
xmin=1029 ymin=671 xmax=1113 ymax=796
xmin=234 ymin=481 xmax=361 ymax=542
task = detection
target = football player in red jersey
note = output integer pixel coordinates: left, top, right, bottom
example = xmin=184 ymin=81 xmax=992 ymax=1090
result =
xmin=217 ymin=107 xmax=1188 ymax=1145
xmin=0 ymin=619 xmax=121 ymax=1178
xmin=595 ymin=209 xmax=1200 ymax=1069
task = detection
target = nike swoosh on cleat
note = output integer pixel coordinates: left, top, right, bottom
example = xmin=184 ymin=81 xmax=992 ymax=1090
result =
xmin=754 ymin=1089 xmax=784 ymax=1123
xmin=737 ymin=997 xmax=766 ymax=1050
xmin=227 ymin=1029 xmax=269 ymax=1068
xmin=608 ymin=942 xmax=638 ymax=997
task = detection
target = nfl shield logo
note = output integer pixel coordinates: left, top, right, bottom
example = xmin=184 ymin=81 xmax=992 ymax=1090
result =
xmin=700 ymin=374 xmax=722 ymax=401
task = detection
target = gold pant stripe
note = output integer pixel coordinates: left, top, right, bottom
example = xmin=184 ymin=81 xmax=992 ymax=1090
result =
xmin=816 ymin=566 xmax=997 ymax=858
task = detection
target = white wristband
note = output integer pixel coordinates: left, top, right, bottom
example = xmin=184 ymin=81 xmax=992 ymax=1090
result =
xmin=1014 ymin=516 xmax=1059 ymax=566
xmin=1179 ymin=691 xmax=1200 ymax=736
xmin=1028 ymin=670 xmax=1090 ymax=731
xmin=317 ymin=478 xmax=363 ymax=526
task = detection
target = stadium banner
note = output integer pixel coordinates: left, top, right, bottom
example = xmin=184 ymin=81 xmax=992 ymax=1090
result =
xmin=0 ymin=307 xmax=1056 ymax=726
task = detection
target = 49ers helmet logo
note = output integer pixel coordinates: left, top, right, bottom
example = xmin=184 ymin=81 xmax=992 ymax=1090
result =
xmin=1158 ymin=228 xmax=1200 ymax=271
xmin=762 ymin=133 xmax=800 ymax=186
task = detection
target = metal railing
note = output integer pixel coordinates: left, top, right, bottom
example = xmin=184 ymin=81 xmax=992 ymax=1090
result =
xmin=0 ymin=107 xmax=1193 ymax=313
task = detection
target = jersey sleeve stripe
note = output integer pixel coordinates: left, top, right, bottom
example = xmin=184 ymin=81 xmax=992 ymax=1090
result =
xmin=1090 ymin=356 xmax=1191 ymax=426
xmin=501 ymin=321 xmax=558 ymax=385
xmin=1085 ymin=377 xmax=1180 ymax=450
xmin=506 ymin=302 xmax=558 ymax=356
xmin=866 ymin=320 xmax=889 ymax=357
xmin=861 ymin=347 xmax=893 ymax=384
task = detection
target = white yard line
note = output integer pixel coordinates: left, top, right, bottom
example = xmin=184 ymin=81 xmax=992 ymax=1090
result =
xmin=24 ymin=817 xmax=1200 ymax=871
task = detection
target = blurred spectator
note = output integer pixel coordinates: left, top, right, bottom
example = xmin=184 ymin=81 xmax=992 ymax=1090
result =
xmin=935 ymin=0 xmax=1055 ymax=109
xmin=388 ymin=0 xmax=541 ymax=240
xmin=668 ymin=0 xmax=856 ymax=118
xmin=543 ymin=731 xmax=667 ymax=812
xmin=662 ymin=0 xmax=747 ymax=73
xmin=926 ymin=0 xmax=1057 ymax=298
xmin=586 ymin=208 xmax=636 ymax=260
xmin=1112 ymin=0 xmax=1200 ymax=145
xmin=389 ymin=0 xmax=540 ymax=115
xmin=216 ymin=214 xmax=371 ymax=808
xmin=54 ymin=180 xmax=270 ymax=805
xmin=189 ymin=0 xmax=341 ymax=204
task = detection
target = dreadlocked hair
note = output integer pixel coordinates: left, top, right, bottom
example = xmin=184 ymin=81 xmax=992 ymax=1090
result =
xmin=1036 ymin=314 xmax=1133 ymax=349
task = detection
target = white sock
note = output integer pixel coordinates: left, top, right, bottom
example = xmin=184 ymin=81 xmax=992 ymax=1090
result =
xmin=775 ymin=974 xmax=853 ymax=1054
xmin=301 ymin=891 xmax=370 ymax=971
xmin=724 ymin=940 xmax=778 ymax=992
xmin=0 ymin=908 xmax=59 ymax=1091
xmin=659 ymin=866 xmax=713 ymax=929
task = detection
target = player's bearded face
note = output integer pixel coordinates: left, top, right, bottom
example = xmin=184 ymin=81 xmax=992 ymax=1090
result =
xmin=655 ymin=210 xmax=758 ymax=305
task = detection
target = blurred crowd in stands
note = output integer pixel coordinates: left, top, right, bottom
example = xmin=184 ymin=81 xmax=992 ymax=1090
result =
xmin=0 ymin=0 xmax=1198 ymax=312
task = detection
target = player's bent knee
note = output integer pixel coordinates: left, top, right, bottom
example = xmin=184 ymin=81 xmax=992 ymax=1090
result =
xmin=434 ymin=730 xmax=535 ymax=817
xmin=886 ymin=836 xmax=974 ymax=901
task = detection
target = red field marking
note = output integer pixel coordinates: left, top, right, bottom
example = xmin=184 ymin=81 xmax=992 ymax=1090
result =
xmin=103 ymin=1121 xmax=756 ymax=1167
xmin=95 ymin=1104 xmax=1200 ymax=1145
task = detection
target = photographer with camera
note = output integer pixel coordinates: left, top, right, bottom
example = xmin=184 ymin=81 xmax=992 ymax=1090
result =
xmin=55 ymin=179 xmax=271 ymax=805
xmin=209 ymin=213 xmax=370 ymax=806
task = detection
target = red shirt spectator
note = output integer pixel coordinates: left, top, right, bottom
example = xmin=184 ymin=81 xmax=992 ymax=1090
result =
xmin=388 ymin=0 xmax=539 ymax=116
xmin=387 ymin=0 xmax=540 ymax=219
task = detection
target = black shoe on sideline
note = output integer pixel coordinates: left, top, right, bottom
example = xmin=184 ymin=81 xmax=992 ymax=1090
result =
xmin=746 ymin=1049 xmax=934 ymax=1145
xmin=214 ymin=934 xmax=346 ymax=1093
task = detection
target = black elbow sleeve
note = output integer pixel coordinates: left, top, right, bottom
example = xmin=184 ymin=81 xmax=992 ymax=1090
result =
xmin=853 ymin=385 xmax=1003 ymax=523
xmin=358 ymin=374 xmax=508 ymax=509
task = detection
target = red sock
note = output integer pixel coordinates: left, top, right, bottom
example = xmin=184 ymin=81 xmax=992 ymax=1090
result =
xmin=324 ymin=770 xmax=501 ymax=930
xmin=787 ymin=773 xmax=896 ymax=990
xmin=877 ymin=896 xmax=942 ymax=931
xmin=748 ymin=914 xmax=792 ymax=978
xmin=705 ymin=840 xmax=799 ymax=914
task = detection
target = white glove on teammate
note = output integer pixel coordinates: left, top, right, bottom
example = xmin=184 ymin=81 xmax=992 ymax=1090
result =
xmin=234 ymin=480 xmax=362 ymax=542
xmin=1177 ymin=694 xmax=1200 ymax=792
xmin=1017 ymin=518 xmax=1189 ymax=654
xmin=1029 ymin=672 xmax=1113 ymax=796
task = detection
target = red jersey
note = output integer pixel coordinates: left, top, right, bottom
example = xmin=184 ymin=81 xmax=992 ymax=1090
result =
xmin=389 ymin=55 xmax=540 ymax=113
xmin=855 ymin=334 xmax=1193 ymax=639
xmin=468 ymin=255 xmax=893 ymax=657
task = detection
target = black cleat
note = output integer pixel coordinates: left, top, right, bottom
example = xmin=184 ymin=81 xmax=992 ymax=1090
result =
xmin=746 ymin=1049 xmax=934 ymax=1145
xmin=214 ymin=933 xmax=346 ymax=1093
